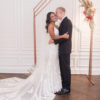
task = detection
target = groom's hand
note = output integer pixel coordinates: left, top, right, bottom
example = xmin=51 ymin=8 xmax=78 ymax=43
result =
xmin=49 ymin=39 xmax=54 ymax=44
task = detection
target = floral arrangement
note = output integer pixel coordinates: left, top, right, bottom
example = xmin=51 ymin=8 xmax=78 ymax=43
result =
xmin=79 ymin=0 xmax=96 ymax=31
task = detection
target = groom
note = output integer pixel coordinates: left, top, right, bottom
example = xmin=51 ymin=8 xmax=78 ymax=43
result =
xmin=49 ymin=7 xmax=72 ymax=95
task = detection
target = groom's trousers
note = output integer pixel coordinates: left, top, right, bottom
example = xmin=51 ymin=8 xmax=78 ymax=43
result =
xmin=59 ymin=53 xmax=71 ymax=90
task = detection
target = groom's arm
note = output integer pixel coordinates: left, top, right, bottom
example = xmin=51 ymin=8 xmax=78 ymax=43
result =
xmin=54 ymin=20 xmax=72 ymax=44
xmin=54 ymin=37 xmax=67 ymax=44
xmin=54 ymin=21 xmax=68 ymax=44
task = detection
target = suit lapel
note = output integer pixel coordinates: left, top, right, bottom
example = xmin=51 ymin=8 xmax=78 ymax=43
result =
xmin=59 ymin=17 xmax=68 ymax=33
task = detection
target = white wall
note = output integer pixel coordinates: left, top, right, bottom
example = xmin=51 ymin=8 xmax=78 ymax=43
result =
xmin=0 ymin=0 xmax=100 ymax=75
xmin=0 ymin=0 xmax=35 ymax=73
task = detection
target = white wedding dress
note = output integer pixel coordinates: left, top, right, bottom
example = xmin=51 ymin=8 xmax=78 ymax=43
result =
xmin=0 ymin=27 xmax=62 ymax=100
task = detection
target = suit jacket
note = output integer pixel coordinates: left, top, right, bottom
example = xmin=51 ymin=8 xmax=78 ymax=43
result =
xmin=54 ymin=17 xmax=73 ymax=54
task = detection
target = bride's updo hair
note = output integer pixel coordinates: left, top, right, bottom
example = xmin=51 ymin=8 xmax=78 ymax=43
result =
xmin=45 ymin=12 xmax=55 ymax=33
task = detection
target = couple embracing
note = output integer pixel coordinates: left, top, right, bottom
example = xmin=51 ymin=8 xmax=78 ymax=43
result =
xmin=0 ymin=7 xmax=72 ymax=100
xmin=46 ymin=7 xmax=72 ymax=95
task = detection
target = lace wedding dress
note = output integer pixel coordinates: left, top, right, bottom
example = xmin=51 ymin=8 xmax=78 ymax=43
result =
xmin=0 ymin=27 xmax=62 ymax=100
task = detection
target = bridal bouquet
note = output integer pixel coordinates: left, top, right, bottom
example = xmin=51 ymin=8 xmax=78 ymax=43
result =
xmin=79 ymin=0 xmax=96 ymax=31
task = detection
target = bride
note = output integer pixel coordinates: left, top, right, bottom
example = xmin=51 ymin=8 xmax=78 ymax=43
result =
xmin=0 ymin=12 xmax=69 ymax=100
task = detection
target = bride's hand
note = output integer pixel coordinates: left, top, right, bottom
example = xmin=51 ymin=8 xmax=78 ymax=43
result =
xmin=63 ymin=32 xmax=69 ymax=39
xmin=49 ymin=39 xmax=54 ymax=44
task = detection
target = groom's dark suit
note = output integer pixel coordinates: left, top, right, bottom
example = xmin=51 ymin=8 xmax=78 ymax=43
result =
xmin=54 ymin=17 xmax=72 ymax=90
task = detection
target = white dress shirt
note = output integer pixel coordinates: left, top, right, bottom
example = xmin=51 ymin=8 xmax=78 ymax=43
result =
xmin=61 ymin=16 xmax=66 ymax=23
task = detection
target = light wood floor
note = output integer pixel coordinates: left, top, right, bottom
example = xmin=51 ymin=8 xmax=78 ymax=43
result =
xmin=0 ymin=74 xmax=100 ymax=100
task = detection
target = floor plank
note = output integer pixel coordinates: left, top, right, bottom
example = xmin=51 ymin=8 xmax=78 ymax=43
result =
xmin=0 ymin=74 xmax=100 ymax=100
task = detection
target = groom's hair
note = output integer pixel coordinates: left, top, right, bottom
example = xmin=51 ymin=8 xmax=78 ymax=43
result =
xmin=57 ymin=7 xmax=66 ymax=12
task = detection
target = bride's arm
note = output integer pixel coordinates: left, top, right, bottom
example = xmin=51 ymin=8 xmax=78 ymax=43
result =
xmin=48 ymin=24 xmax=69 ymax=40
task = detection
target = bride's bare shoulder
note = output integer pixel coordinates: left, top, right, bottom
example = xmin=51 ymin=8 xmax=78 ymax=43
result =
xmin=48 ymin=24 xmax=54 ymax=29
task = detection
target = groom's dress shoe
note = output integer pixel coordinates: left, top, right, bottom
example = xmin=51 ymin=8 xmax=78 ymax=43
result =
xmin=55 ymin=88 xmax=70 ymax=95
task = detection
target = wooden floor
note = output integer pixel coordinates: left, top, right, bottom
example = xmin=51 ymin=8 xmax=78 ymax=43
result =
xmin=0 ymin=74 xmax=100 ymax=100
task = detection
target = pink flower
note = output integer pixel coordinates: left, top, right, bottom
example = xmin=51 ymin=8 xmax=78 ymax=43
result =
xmin=87 ymin=16 xmax=93 ymax=20
xmin=83 ymin=11 xmax=86 ymax=15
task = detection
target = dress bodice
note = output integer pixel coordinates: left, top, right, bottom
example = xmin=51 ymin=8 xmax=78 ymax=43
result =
xmin=54 ymin=27 xmax=59 ymax=36
xmin=47 ymin=27 xmax=59 ymax=41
